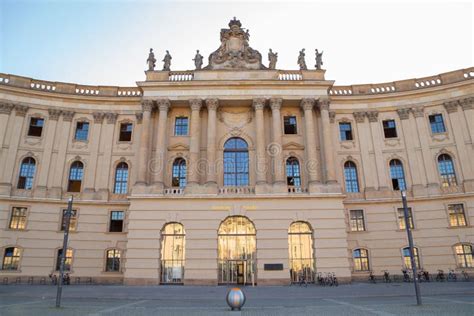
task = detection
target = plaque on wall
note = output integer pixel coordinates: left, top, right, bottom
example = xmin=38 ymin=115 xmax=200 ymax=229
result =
xmin=264 ymin=263 xmax=284 ymax=271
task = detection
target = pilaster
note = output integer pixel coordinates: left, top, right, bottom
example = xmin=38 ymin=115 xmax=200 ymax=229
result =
xmin=151 ymin=98 xmax=170 ymax=193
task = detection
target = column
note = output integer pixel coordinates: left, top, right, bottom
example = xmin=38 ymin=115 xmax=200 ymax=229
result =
xmin=0 ymin=103 xmax=14 ymax=188
xmin=319 ymin=99 xmax=337 ymax=184
xmin=251 ymin=98 xmax=267 ymax=186
xmin=367 ymin=110 xmax=389 ymax=190
xmin=136 ymin=100 xmax=154 ymax=185
xmin=460 ymin=97 xmax=474 ymax=144
xmin=152 ymin=98 xmax=170 ymax=189
xmin=82 ymin=112 xmax=104 ymax=193
xmin=51 ymin=110 xmax=74 ymax=197
xmin=205 ymin=98 xmax=219 ymax=186
xmin=353 ymin=111 xmax=376 ymax=190
xmin=35 ymin=109 xmax=61 ymax=196
xmin=96 ymin=112 xmax=117 ymax=198
xmin=300 ymin=98 xmax=321 ymax=189
xmin=187 ymin=99 xmax=202 ymax=186
xmin=269 ymin=98 xmax=285 ymax=187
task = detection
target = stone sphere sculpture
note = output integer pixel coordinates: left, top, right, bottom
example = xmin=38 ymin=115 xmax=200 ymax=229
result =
xmin=226 ymin=287 xmax=246 ymax=311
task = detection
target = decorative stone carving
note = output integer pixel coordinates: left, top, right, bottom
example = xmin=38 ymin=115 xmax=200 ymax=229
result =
xmin=318 ymin=99 xmax=330 ymax=111
xmin=48 ymin=109 xmax=61 ymax=120
xmin=412 ymin=106 xmax=424 ymax=118
xmin=156 ymin=99 xmax=170 ymax=112
xmin=397 ymin=108 xmax=411 ymax=120
xmin=146 ymin=48 xmax=156 ymax=71
xmin=205 ymin=98 xmax=219 ymax=111
xmin=15 ymin=104 xmax=29 ymax=116
xmin=297 ymin=49 xmax=307 ymax=70
xmin=162 ymin=50 xmax=172 ymax=71
xmin=141 ymin=100 xmax=154 ymax=112
xmin=92 ymin=112 xmax=105 ymax=124
xmin=443 ymin=101 xmax=458 ymax=113
xmin=218 ymin=108 xmax=252 ymax=129
xmin=135 ymin=111 xmax=143 ymax=124
xmin=270 ymin=98 xmax=283 ymax=110
xmin=193 ymin=50 xmax=203 ymax=70
xmin=189 ymin=99 xmax=203 ymax=111
xmin=353 ymin=111 xmax=366 ymax=123
xmin=62 ymin=110 xmax=75 ymax=122
xmin=459 ymin=97 xmax=473 ymax=111
xmin=315 ymin=49 xmax=323 ymax=70
xmin=366 ymin=110 xmax=379 ymax=122
xmin=204 ymin=17 xmax=265 ymax=70
xmin=0 ymin=102 xmax=14 ymax=114
xmin=268 ymin=49 xmax=278 ymax=70
xmin=252 ymin=98 xmax=266 ymax=111
xmin=329 ymin=111 xmax=336 ymax=123
xmin=105 ymin=112 xmax=118 ymax=124
xmin=300 ymin=98 xmax=315 ymax=111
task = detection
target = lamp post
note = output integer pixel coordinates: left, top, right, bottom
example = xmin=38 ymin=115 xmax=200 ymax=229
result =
xmin=401 ymin=190 xmax=422 ymax=305
xmin=56 ymin=196 xmax=73 ymax=308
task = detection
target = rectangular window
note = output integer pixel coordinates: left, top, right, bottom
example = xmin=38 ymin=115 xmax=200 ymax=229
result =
xmin=397 ymin=208 xmax=414 ymax=230
xmin=56 ymin=248 xmax=73 ymax=271
xmin=109 ymin=211 xmax=124 ymax=232
xmin=339 ymin=122 xmax=353 ymax=141
xmin=75 ymin=121 xmax=89 ymax=141
xmin=448 ymin=204 xmax=467 ymax=227
xmin=9 ymin=207 xmax=27 ymax=230
xmin=383 ymin=120 xmax=398 ymax=138
xmin=119 ymin=123 xmax=133 ymax=142
xmin=284 ymin=116 xmax=297 ymax=134
xmin=350 ymin=210 xmax=365 ymax=232
xmin=174 ymin=117 xmax=189 ymax=136
xmin=27 ymin=117 xmax=44 ymax=137
xmin=429 ymin=114 xmax=446 ymax=134
xmin=61 ymin=209 xmax=77 ymax=232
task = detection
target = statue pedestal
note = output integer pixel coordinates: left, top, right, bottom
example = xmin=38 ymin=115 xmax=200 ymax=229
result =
xmin=301 ymin=70 xmax=326 ymax=81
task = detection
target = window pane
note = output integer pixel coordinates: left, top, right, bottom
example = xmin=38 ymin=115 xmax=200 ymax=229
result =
xmin=174 ymin=117 xmax=189 ymax=136
xmin=18 ymin=157 xmax=36 ymax=190
xmin=344 ymin=161 xmax=359 ymax=193
xmin=429 ymin=114 xmax=446 ymax=133
xmin=9 ymin=207 xmax=27 ymax=230
xmin=397 ymin=208 xmax=414 ymax=230
xmin=75 ymin=121 xmax=89 ymax=140
xmin=223 ymin=138 xmax=248 ymax=186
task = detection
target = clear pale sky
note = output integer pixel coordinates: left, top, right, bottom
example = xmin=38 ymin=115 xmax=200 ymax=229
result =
xmin=0 ymin=0 xmax=472 ymax=87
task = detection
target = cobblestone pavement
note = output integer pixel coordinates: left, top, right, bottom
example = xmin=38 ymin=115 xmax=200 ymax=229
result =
xmin=0 ymin=282 xmax=473 ymax=315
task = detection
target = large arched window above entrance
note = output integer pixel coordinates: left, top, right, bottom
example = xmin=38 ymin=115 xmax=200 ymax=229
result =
xmin=160 ymin=223 xmax=186 ymax=284
xmin=218 ymin=216 xmax=256 ymax=285
xmin=288 ymin=221 xmax=315 ymax=283
xmin=223 ymin=138 xmax=249 ymax=186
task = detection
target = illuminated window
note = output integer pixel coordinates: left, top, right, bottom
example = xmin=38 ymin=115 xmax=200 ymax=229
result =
xmin=2 ymin=247 xmax=20 ymax=270
xmin=454 ymin=244 xmax=473 ymax=268
xmin=60 ymin=209 xmax=77 ymax=232
xmin=67 ymin=161 xmax=83 ymax=192
xmin=106 ymin=249 xmax=121 ymax=272
xmin=353 ymin=248 xmax=369 ymax=271
xmin=389 ymin=159 xmax=406 ymax=191
xmin=55 ymin=248 xmax=73 ymax=271
xmin=448 ymin=204 xmax=467 ymax=227
xmin=286 ymin=157 xmax=301 ymax=187
xmin=9 ymin=207 xmax=27 ymax=230
xmin=288 ymin=221 xmax=314 ymax=283
xmin=172 ymin=158 xmax=187 ymax=187
xmin=223 ymin=138 xmax=249 ymax=186
xmin=438 ymin=154 xmax=457 ymax=187
xmin=402 ymin=247 xmax=420 ymax=269
xmin=17 ymin=157 xmax=36 ymax=190
xmin=344 ymin=161 xmax=359 ymax=193
xmin=114 ymin=162 xmax=128 ymax=194
xmin=397 ymin=208 xmax=414 ymax=230
xmin=161 ymin=223 xmax=186 ymax=284
xmin=350 ymin=210 xmax=365 ymax=232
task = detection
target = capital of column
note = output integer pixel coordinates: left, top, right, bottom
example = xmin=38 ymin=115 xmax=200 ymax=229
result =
xmin=48 ymin=109 xmax=62 ymax=121
xmin=14 ymin=104 xmax=29 ymax=117
xmin=105 ymin=112 xmax=118 ymax=124
xmin=318 ymin=98 xmax=330 ymax=111
xmin=412 ymin=106 xmax=424 ymax=118
xmin=62 ymin=110 xmax=75 ymax=122
xmin=459 ymin=97 xmax=474 ymax=111
xmin=353 ymin=111 xmax=366 ymax=123
xmin=443 ymin=101 xmax=459 ymax=113
xmin=141 ymin=100 xmax=155 ymax=112
xmin=205 ymin=98 xmax=219 ymax=111
xmin=135 ymin=111 xmax=143 ymax=124
xmin=252 ymin=98 xmax=266 ymax=111
xmin=189 ymin=99 xmax=203 ymax=111
xmin=156 ymin=98 xmax=170 ymax=112
xmin=300 ymin=98 xmax=315 ymax=111
xmin=0 ymin=102 xmax=14 ymax=115
xmin=92 ymin=112 xmax=105 ymax=124
xmin=269 ymin=98 xmax=282 ymax=111
xmin=366 ymin=110 xmax=379 ymax=122
xmin=329 ymin=111 xmax=336 ymax=123
xmin=397 ymin=108 xmax=411 ymax=120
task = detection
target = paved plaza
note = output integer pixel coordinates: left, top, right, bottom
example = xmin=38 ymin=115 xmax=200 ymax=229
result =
xmin=0 ymin=282 xmax=473 ymax=315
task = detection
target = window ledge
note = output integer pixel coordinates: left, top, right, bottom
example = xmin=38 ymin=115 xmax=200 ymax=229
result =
xmin=0 ymin=269 xmax=22 ymax=273
xmin=447 ymin=225 xmax=471 ymax=229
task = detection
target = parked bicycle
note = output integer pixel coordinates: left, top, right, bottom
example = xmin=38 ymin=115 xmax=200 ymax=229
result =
xmin=49 ymin=273 xmax=57 ymax=285
xmin=402 ymin=269 xmax=412 ymax=282
xmin=447 ymin=269 xmax=457 ymax=282
xmin=298 ymin=272 xmax=308 ymax=287
xmin=317 ymin=272 xmax=338 ymax=286
xmin=436 ymin=269 xmax=446 ymax=282
xmin=461 ymin=270 xmax=470 ymax=282
xmin=417 ymin=269 xmax=430 ymax=282
xmin=382 ymin=270 xmax=391 ymax=283
xmin=369 ymin=271 xmax=376 ymax=284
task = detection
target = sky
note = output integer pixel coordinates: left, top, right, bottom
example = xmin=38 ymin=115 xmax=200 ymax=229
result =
xmin=0 ymin=0 xmax=472 ymax=87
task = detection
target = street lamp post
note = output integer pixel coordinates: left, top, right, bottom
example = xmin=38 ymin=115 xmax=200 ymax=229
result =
xmin=401 ymin=190 xmax=422 ymax=306
xmin=56 ymin=196 xmax=73 ymax=308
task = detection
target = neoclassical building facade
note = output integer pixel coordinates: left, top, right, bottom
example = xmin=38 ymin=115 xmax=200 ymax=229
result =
xmin=1 ymin=20 xmax=473 ymax=285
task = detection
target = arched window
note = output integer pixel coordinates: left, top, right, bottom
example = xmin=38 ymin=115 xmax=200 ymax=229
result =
xmin=17 ymin=157 xmax=36 ymax=190
xmin=114 ymin=162 xmax=129 ymax=194
xmin=389 ymin=159 xmax=406 ymax=191
xmin=106 ymin=249 xmax=121 ymax=272
xmin=55 ymin=248 xmax=73 ymax=271
xmin=67 ymin=161 xmax=84 ymax=192
xmin=172 ymin=158 xmax=187 ymax=187
xmin=344 ymin=161 xmax=359 ymax=193
xmin=2 ymin=247 xmax=20 ymax=270
xmin=438 ymin=154 xmax=457 ymax=187
xmin=353 ymin=248 xmax=369 ymax=271
xmin=286 ymin=157 xmax=301 ymax=187
xmin=218 ymin=216 xmax=256 ymax=285
xmin=288 ymin=221 xmax=314 ymax=283
xmin=402 ymin=247 xmax=420 ymax=269
xmin=161 ymin=223 xmax=186 ymax=284
xmin=223 ymin=138 xmax=249 ymax=186
xmin=454 ymin=244 xmax=473 ymax=268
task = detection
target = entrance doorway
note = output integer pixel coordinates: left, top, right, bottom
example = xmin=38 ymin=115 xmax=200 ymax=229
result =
xmin=218 ymin=216 xmax=256 ymax=285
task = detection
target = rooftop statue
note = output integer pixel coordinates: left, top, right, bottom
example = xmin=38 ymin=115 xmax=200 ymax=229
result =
xmin=193 ymin=50 xmax=203 ymax=70
xmin=315 ymin=49 xmax=323 ymax=70
xmin=146 ymin=48 xmax=156 ymax=71
xmin=204 ymin=17 xmax=266 ymax=70
xmin=162 ymin=50 xmax=172 ymax=71
xmin=298 ymin=49 xmax=307 ymax=70
xmin=268 ymin=49 xmax=278 ymax=70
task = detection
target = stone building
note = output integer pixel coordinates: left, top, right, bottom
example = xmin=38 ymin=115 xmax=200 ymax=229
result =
xmin=0 ymin=19 xmax=473 ymax=285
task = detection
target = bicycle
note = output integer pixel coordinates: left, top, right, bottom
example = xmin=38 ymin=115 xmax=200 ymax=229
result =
xmin=298 ymin=273 xmax=308 ymax=287
xmin=402 ymin=269 xmax=411 ymax=282
xmin=382 ymin=270 xmax=391 ymax=283
xmin=461 ymin=270 xmax=470 ymax=282
xmin=435 ymin=269 xmax=445 ymax=282
xmin=369 ymin=271 xmax=376 ymax=284
xmin=447 ymin=269 xmax=457 ymax=282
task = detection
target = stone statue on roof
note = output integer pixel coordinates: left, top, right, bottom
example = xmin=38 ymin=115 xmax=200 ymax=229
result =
xmin=298 ymin=49 xmax=307 ymax=70
xmin=268 ymin=49 xmax=278 ymax=70
xmin=193 ymin=50 xmax=203 ymax=70
xmin=162 ymin=50 xmax=172 ymax=71
xmin=315 ymin=49 xmax=323 ymax=70
xmin=204 ymin=17 xmax=266 ymax=70
xmin=146 ymin=48 xmax=156 ymax=71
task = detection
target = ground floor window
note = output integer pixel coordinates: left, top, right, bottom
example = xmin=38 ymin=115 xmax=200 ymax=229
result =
xmin=402 ymin=247 xmax=420 ymax=269
xmin=455 ymin=244 xmax=473 ymax=268
xmin=2 ymin=247 xmax=20 ymax=270
xmin=106 ymin=249 xmax=121 ymax=272
xmin=161 ymin=223 xmax=186 ymax=284
xmin=288 ymin=221 xmax=315 ymax=283
xmin=353 ymin=248 xmax=370 ymax=271
xmin=56 ymin=248 xmax=73 ymax=271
